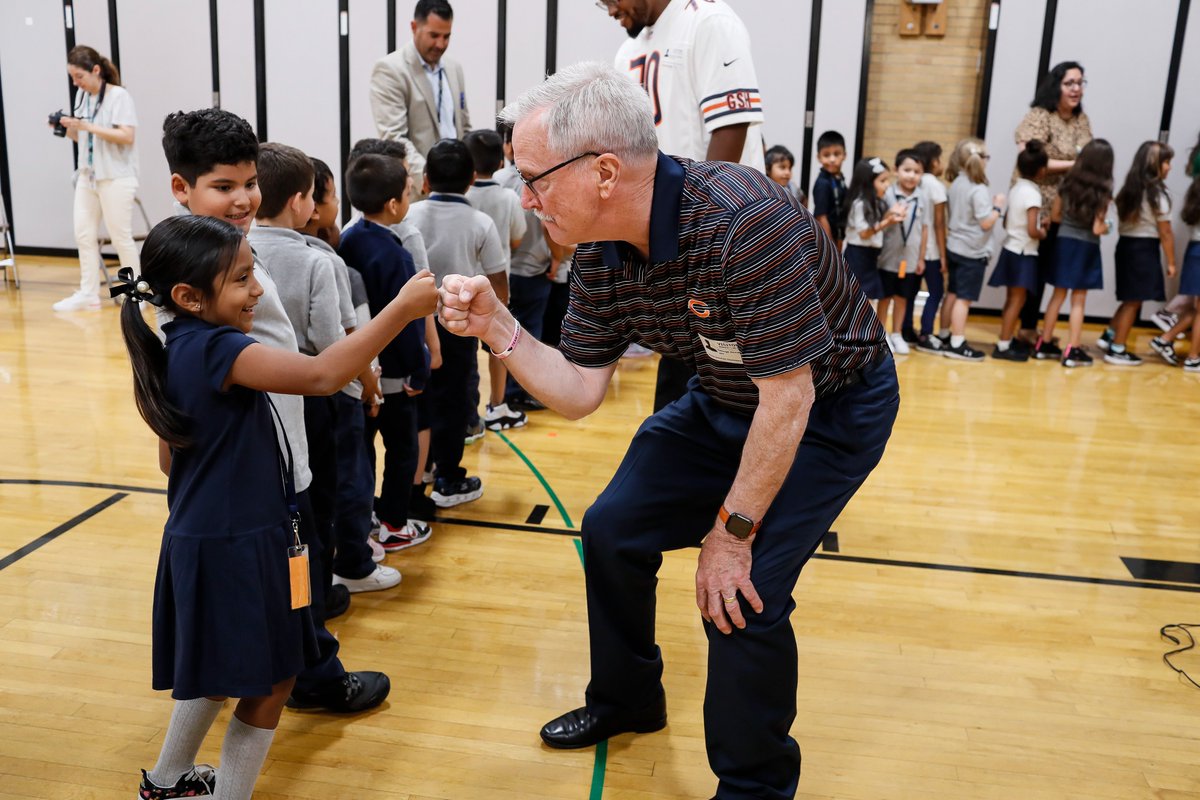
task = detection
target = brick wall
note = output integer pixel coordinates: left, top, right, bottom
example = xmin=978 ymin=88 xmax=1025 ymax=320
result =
xmin=861 ymin=0 xmax=990 ymax=168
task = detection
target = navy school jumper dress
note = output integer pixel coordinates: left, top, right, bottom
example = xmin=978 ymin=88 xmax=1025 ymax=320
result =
xmin=153 ymin=316 xmax=318 ymax=700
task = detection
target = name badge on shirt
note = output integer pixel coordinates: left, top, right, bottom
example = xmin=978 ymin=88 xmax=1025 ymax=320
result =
xmin=698 ymin=335 xmax=743 ymax=365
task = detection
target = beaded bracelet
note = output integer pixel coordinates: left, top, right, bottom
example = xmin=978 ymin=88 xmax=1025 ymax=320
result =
xmin=490 ymin=320 xmax=522 ymax=360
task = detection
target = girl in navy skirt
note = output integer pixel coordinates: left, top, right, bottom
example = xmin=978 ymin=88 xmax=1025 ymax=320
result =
xmin=1179 ymin=175 xmax=1200 ymax=371
xmin=1037 ymin=139 xmax=1114 ymax=367
xmin=119 ymin=216 xmax=436 ymax=800
xmin=841 ymin=157 xmax=906 ymax=303
xmin=989 ymin=140 xmax=1050 ymax=361
xmin=1101 ymin=141 xmax=1176 ymax=366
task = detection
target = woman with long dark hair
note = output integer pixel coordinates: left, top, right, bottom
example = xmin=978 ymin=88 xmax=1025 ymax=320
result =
xmin=50 ymin=45 xmax=140 ymax=312
xmin=1013 ymin=61 xmax=1094 ymax=343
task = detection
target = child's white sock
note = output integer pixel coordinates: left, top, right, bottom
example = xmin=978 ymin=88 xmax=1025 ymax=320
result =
xmin=214 ymin=716 xmax=275 ymax=800
xmin=939 ymin=328 xmax=950 ymax=339
xmin=146 ymin=697 xmax=223 ymax=788
xmin=950 ymin=335 xmax=965 ymax=348
xmin=997 ymin=339 xmax=1011 ymax=351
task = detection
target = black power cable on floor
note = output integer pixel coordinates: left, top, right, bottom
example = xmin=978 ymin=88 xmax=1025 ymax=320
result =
xmin=1160 ymin=624 xmax=1200 ymax=689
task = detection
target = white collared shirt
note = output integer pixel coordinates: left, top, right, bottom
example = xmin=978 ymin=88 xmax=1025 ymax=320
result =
xmin=421 ymin=58 xmax=457 ymax=140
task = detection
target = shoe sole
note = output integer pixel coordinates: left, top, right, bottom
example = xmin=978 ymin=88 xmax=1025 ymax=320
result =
xmin=333 ymin=574 xmax=402 ymax=593
xmin=1102 ymin=356 xmax=1143 ymax=366
xmin=1153 ymin=316 xmax=1175 ymax=333
xmin=1062 ymin=361 xmax=1093 ymax=368
xmin=464 ymin=433 xmax=485 ymax=444
xmin=432 ymin=487 xmax=484 ymax=507
xmin=1150 ymin=349 xmax=1178 ymax=366
xmin=379 ymin=536 xmax=431 ymax=552
xmin=942 ymin=353 xmax=984 ymax=361
xmin=915 ymin=346 xmax=943 ymax=355
xmin=991 ymin=353 xmax=1030 ymax=362
xmin=540 ymin=716 xmax=668 ymax=750
xmin=484 ymin=417 xmax=528 ymax=431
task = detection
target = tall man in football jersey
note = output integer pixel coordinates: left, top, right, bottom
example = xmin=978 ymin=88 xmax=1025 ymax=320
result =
xmin=605 ymin=0 xmax=766 ymax=409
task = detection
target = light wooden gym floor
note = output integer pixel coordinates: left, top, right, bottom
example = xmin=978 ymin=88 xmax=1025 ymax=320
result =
xmin=2 ymin=257 xmax=1200 ymax=800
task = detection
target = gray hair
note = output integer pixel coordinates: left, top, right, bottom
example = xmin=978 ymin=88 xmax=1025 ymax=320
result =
xmin=498 ymin=62 xmax=659 ymax=160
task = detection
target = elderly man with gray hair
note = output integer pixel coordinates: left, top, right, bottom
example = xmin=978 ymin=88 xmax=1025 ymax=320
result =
xmin=438 ymin=62 xmax=898 ymax=800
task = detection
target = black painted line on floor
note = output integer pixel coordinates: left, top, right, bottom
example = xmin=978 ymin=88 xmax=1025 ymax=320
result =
xmin=1121 ymin=556 xmax=1200 ymax=586
xmin=526 ymin=504 xmax=550 ymax=525
xmin=0 ymin=492 xmax=127 ymax=571
xmin=821 ymin=530 xmax=839 ymax=553
xmin=3 ymin=479 xmax=1195 ymax=594
xmin=0 ymin=478 xmax=167 ymax=495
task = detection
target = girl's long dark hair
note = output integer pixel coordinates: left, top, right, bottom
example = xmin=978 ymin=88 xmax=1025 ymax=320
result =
xmin=67 ymin=45 xmax=121 ymax=86
xmin=1059 ymin=138 xmax=1114 ymax=225
xmin=119 ymin=216 xmax=245 ymax=449
xmin=843 ymin=157 xmax=889 ymax=228
xmin=1031 ymin=61 xmax=1083 ymax=116
xmin=1181 ymin=175 xmax=1200 ymax=228
xmin=1115 ymin=140 xmax=1174 ymax=222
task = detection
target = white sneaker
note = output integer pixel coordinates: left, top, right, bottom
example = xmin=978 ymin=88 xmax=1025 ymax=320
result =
xmin=1152 ymin=309 xmax=1178 ymax=333
xmin=888 ymin=332 xmax=910 ymax=355
xmin=368 ymin=536 xmax=386 ymax=563
xmin=484 ymin=402 xmax=527 ymax=431
xmin=52 ymin=292 xmax=101 ymax=311
xmin=378 ymin=519 xmax=432 ymax=551
xmin=332 ymin=565 xmax=402 ymax=593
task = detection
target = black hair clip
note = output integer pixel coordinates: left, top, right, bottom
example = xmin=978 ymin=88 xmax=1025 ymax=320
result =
xmin=110 ymin=266 xmax=164 ymax=307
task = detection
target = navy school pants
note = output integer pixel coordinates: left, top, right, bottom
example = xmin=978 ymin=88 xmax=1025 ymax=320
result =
xmin=581 ymin=354 xmax=899 ymax=800
xmin=292 ymin=489 xmax=345 ymax=692
xmin=331 ymin=391 xmax=376 ymax=579
xmin=364 ymin=391 xmax=418 ymax=528
xmin=505 ymin=272 xmax=552 ymax=402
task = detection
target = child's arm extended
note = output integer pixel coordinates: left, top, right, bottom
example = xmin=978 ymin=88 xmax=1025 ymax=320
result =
xmin=1159 ymin=218 xmax=1177 ymax=277
xmin=226 ymin=270 xmax=438 ymax=395
xmin=1027 ymin=206 xmax=1048 ymax=240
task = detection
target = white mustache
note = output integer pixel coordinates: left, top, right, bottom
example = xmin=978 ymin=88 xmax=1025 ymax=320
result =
xmin=533 ymin=209 xmax=554 ymax=223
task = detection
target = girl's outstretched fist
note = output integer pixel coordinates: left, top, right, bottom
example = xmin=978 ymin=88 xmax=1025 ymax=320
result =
xmin=401 ymin=269 xmax=439 ymax=317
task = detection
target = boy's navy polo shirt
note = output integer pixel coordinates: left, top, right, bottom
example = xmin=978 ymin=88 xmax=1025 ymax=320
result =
xmin=812 ymin=169 xmax=847 ymax=242
xmin=559 ymin=153 xmax=886 ymax=414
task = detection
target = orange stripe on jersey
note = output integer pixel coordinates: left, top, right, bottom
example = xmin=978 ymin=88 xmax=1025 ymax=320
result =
xmin=701 ymin=97 xmax=762 ymax=115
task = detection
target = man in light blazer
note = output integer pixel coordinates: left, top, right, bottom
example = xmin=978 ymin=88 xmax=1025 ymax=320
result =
xmin=370 ymin=0 xmax=471 ymax=194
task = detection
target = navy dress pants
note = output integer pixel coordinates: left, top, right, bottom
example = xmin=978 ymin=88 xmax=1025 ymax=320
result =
xmin=580 ymin=354 xmax=899 ymax=800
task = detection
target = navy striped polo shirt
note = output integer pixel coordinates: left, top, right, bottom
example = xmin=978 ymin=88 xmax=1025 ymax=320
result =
xmin=559 ymin=153 xmax=887 ymax=414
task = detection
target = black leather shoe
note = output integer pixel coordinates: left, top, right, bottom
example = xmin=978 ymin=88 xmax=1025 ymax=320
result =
xmin=540 ymin=701 xmax=667 ymax=749
xmin=286 ymin=670 xmax=390 ymax=713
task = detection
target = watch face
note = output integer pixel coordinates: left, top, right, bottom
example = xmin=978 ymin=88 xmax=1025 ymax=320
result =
xmin=726 ymin=513 xmax=754 ymax=539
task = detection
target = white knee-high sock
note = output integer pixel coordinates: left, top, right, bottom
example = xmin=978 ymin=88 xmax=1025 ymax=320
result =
xmin=214 ymin=716 xmax=276 ymax=800
xmin=146 ymin=697 xmax=224 ymax=787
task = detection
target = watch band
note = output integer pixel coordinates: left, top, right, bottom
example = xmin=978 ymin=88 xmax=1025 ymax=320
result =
xmin=718 ymin=505 xmax=761 ymax=538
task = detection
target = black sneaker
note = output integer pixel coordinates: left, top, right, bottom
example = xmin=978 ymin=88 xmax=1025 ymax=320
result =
xmin=1103 ymin=349 xmax=1143 ymax=366
xmin=1033 ymin=338 xmax=1063 ymax=360
xmin=915 ymin=334 xmax=945 ymax=355
xmin=287 ymin=670 xmax=391 ymax=713
xmin=1011 ymin=338 xmax=1034 ymax=355
xmin=324 ymin=583 xmax=351 ymax=621
xmin=409 ymin=486 xmax=438 ymax=522
xmin=432 ymin=475 xmax=483 ymax=507
xmin=464 ymin=420 xmax=486 ymax=445
xmin=507 ymin=393 xmax=546 ymax=412
xmin=1149 ymin=337 xmax=1179 ymax=366
xmin=943 ymin=341 xmax=985 ymax=361
xmin=992 ymin=344 xmax=1030 ymax=362
xmin=1096 ymin=329 xmax=1113 ymax=352
xmin=138 ymin=764 xmax=216 ymax=799
xmin=1062 ymin=346 xmax=1094 ymax=368
xmin=484 ymin=402 xmax=528 ymax=431
xmin=1184 ymin=357 xmax=1200 ymax=373
xmin=901 ymin=329 xmax=919 ymax=344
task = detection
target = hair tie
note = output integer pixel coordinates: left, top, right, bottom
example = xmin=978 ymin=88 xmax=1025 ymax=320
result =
xmin=868 ymin=157 xmax=885 ymax=175
xmin=110 ymin=266 xmax=164 ymax=307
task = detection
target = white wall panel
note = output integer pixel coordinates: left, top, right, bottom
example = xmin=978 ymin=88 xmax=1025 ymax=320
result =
xmin=116 ymin=0 xmax=212 ymax=229
xmin=555 ymin=2 xmax=629 ymax=74
xmin=1 ymin=0 xmax=78 ymax=248
xmin=812 ymin=0 xmax=866 ymax=190
xmin=1164 ymin=0 xmax=1200 ymax=302
xmin=350 ymin=0 xmax=390 ymax=150
xmin=264 ymin=0 xmax=341 ymax=198
xmin=729 ymin=0 xmax=810 ymax=163
xmin=1049 ymin=0 xmax=1177 ymax=318
xmin=978 ymin=0 xmax=1047 ymax=312
xmin=505 ymin=0 xmax=548 ymax=108
xmin=443 ymin=0 xmax=499 ymax=132
xmin=71 ymin=1 xmax=110 ymax=60
xmin=216 ymin=0 xmax=257 ymax=131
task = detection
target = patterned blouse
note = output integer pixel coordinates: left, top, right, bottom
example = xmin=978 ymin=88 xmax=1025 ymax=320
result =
xmin=1014 ymin=107 xmax=1093 ymax=207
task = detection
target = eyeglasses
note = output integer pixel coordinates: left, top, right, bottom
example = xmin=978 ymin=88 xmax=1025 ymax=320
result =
xmin=515 ymin=152 xmax=601 ymax=197
xmin=1061 ymin=79 xmax=1087 ymax=89
xmin=594 ymin=0 xmax=619 ymax=9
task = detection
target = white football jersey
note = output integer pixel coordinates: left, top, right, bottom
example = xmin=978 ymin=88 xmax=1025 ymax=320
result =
xmin=615 ymin=0 xmax=765 ymax=172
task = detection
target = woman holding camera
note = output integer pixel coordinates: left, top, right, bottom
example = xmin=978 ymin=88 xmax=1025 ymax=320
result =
xmin=51 ymin=45 xmax=139 ymax=312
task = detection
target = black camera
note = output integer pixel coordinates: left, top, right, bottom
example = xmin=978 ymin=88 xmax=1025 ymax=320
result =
xmin=48 ymin=110 xmax=67 ymax=137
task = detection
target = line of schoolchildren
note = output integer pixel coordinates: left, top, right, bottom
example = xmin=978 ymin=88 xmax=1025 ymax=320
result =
xmin=121 ymin=105 xmax=570 ymax=799
xmin=776 ymin=128 xmax=1200 ymax=370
